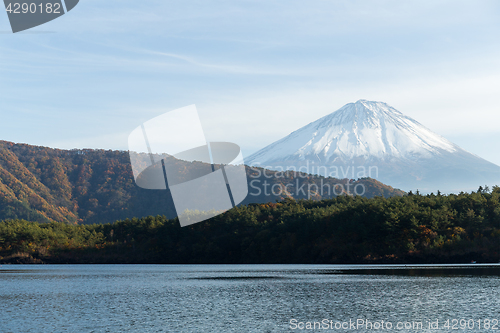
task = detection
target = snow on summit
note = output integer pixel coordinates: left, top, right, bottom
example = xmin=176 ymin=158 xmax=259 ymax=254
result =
xmin=246 ymin=100 xmax=500 ymax=193
xmin=248 ymin=100 xmax=457 ymax=164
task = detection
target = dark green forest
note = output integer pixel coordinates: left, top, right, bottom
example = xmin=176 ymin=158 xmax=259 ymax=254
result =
xmin=1 ymin=187 xmax=499 ymax=264
xmin=0 ymin=140 xmax=403 ymax=224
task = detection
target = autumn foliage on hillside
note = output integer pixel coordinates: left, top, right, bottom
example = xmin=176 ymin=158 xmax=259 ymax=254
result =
xmin=0 ymin=140 xmax=404 ymax=224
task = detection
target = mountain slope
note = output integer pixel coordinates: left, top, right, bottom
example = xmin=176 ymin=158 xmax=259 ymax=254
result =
xmin=246 ymin=100 xmax=500 ymax=193
xmin=0 ymin=140 xmax=403 ymax=224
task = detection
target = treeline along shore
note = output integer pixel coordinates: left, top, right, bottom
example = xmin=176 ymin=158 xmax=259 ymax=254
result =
xmin=1 ymin=187 xmax=499 ymax=264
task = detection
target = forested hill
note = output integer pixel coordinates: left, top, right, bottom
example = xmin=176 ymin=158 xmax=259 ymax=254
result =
xmin=0 ymin=140 xmax=404 ymax=224
xmin=1 ymin=189 xmax=499 ymax=264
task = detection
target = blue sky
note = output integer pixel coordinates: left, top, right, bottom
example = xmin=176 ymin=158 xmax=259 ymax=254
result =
xmin=1 ymin=0 xmax=500 ymax=164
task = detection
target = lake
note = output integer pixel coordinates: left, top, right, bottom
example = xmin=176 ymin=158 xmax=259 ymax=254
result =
xmin=1 ymin=264 xmax=500 ymax=332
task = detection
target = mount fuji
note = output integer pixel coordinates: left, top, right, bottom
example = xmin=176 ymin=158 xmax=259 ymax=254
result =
xmin=246 ymin=100 xmax=500 ymax=193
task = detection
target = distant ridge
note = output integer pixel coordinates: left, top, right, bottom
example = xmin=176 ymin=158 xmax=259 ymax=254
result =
xmin=247 ymin=100 xmax=500 ymax=193
xmin=0 ymin=140 xmax=403 ymax=224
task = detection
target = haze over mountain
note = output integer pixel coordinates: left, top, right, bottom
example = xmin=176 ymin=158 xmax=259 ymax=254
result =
xmin=246 ymin=100 xmax=500 ymax=193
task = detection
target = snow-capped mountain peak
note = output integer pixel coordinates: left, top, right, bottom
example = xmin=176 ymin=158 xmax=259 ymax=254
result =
xmin=246 ymin=100 xmax=500 ymax=193
xmin=248 ymin=100 xmax=457 ymax=164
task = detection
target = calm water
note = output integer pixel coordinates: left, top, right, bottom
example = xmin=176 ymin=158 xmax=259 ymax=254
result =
xmin=1 ymin=264 xmax=500 ymax=332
